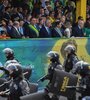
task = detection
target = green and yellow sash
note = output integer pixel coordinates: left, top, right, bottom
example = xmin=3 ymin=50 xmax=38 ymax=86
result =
xmin=29 ymin=25 xmax=39 ymax=37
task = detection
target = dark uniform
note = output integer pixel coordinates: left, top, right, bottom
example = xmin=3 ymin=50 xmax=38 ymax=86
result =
xmin=9 ymin=77 xmax=30 ymax=100
xmin=73 ymin=61 xmax=90 ymax=100
xmin=3 ymin=48 xmax=32 ymax=80
xmin=45 ymin=62 xmax=63 ymax=84
xmin=39 ymin=51 xmax=63 ymax=100
xmin=63 ymin=45 xmax=79 ymax=72
xmin=63 ymin=53 xmax=79 ymax=72
xmin=63 ymin=45 xmax=79 ymax=100
xmin=0 ymin=63 xmax=30 ymax=100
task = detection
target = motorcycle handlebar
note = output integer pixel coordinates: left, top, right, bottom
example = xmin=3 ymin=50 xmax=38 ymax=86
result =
xmin=37 ymin=75 xmax=46 ymax=83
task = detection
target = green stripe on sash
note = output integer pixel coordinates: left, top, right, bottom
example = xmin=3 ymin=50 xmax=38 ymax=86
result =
xmin=29 ymin=25 xmax=39 ymax=37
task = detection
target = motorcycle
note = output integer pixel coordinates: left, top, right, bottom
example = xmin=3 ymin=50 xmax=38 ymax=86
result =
xmin=20 ymin=69 xmax=78 ymax=100
xmin=0 ymin=66 xmax=38 ymax=100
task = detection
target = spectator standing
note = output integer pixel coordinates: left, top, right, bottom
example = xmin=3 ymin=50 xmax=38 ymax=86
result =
xmin=48 ymin=11 xmax=55 ymax=23
xmin=23 ymin=14 xmax=31 ymax=38
xmin=39 ymin=7 xmax=45 ymax=18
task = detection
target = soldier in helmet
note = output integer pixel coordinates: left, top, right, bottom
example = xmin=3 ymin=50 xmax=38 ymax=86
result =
xmin=0 ymin=63 xmax=30 ymax=100
xmin=1 ymin=48 xmax=19 ymax=78
xmin=73 ymin=61 xmax=90 ymax=100
xmin=40 ymin=51 xmax=63 ymax=82
xmin=2 ymin=48 xmax=32 ymax=80
xmin=39 ymin=51 xmax=63 ymax=100
xmin=3 ymin=48 xmax=14 ymax=60
xmin=3 ymin=48 xmax=19 ymax=67
xmin=63 ymin=45 xmax=79 ymax=72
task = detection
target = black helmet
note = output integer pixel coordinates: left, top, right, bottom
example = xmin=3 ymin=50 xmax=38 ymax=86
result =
xmin=3 ymin=48 xmax=14 ymax=60
xmin=6 ymin=63 xmax=23 ymax=78
xmin=47 ymin=51 xmax=59 ymax=62
xmin=75 ymin=61 xmax=90 ymax=76
xmin=64 ymin=45 xmax=76 ymax=53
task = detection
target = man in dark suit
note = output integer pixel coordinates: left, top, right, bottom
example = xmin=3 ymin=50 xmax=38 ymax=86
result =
xmin=9 ymin=21 xmax=22 ymax=38
xmin=39 ymin=19 xmax=52 ymax=38
xmin=11 ymin=7 xmax=23 ymax=21
xmin=26 ymin=17 xmax=39 ymax=38
xmin=6 ymin=20 xmax=13 ymax=36
xmin=72 ymin=19 xmax=85 ymax=37
xmin=0 ymin=0 xmax=8 ymax=19
xmin=23 ymin=15 xmax=31 ymax=38
xmin=3 ymin=7 xmax=11 ymax=20
xmin=52 ymin=21 xmax=63 ymax=37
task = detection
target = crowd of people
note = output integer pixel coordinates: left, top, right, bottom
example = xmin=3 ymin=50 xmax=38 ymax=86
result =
xmin=0 ymin=0 xmax=90 ymax=39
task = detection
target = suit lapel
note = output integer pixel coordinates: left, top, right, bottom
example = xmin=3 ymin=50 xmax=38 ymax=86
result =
xmin=14 ymin=27 xmax=21 ymax=37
